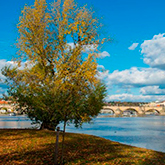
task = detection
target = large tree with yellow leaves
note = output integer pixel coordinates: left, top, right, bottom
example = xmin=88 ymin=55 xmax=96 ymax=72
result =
xmin=2 ymin=0 xmax=106 ymax=131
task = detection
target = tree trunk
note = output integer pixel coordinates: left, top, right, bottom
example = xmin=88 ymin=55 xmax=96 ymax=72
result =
xmin=61 ymin=120 xmax=66 ymax=164
xmin=54 ymin=127 xmax=60 ymax=165
xmin=39 ymin=122 xmax=45 ymax=130
xmin=39 ymin=122 xmax=55 ymax=130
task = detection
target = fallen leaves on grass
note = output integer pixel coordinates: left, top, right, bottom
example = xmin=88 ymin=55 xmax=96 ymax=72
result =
xmin=0 ymin=129 xmax=165 ymax=165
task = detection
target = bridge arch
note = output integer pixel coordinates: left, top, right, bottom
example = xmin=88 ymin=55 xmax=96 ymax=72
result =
xmin=0 ymin=107 xmax=9 ymax=111
xmin=122 ymin=108 xmax=138 ymax=116
xmin=145 ymin=109 xmax=160 ymax=115
xmin=101 ymin=108 xmax=115 ymax=114
xmin=102 ymin=105 xmax=165 ymax=116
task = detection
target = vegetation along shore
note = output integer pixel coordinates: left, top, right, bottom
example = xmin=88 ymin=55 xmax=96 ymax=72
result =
xmin=0 ymin=129 xmax=165 ymax=165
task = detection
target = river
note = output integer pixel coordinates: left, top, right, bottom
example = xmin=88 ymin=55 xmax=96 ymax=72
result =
xmin=0 ymin=115 xmax=40 ymax=129
xmin=1 ymin=114 xmax=165 ymax=153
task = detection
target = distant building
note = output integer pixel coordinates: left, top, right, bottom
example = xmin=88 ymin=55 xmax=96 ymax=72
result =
xmin=146 ymin=101 xmax=165 ymax=107
xmin=0 ymin=100 xmax=14 ymax=113
xmin=0 ymin=100 xmax=9 ymax=105
xmin=159 ymin=100 xmax=165 ymax=106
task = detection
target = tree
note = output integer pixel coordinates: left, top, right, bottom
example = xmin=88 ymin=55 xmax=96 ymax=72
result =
xmin=3 ymin=0 xmax=107 ymax=140
xmin=2 ymin=0 xmax=107 ymax=163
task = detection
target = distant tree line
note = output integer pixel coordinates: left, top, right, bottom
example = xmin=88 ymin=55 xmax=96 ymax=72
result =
xmin=105 ymin=101 xmax=149 ymax=106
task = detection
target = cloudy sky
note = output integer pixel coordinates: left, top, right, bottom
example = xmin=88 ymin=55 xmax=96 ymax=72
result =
xmin=1 ymin=0 xmax=165 ymax=102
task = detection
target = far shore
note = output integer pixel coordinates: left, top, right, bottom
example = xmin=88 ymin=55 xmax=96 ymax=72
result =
xmin=0 ymin=113 xmax=26 ymax=116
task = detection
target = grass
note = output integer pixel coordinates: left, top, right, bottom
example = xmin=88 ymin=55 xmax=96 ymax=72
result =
xmin=0 ymin=129 xmax=165 ymax=165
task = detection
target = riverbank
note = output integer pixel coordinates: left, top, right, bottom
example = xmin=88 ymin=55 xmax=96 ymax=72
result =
xmin=0 ymin=129 xmax=165 ymax=165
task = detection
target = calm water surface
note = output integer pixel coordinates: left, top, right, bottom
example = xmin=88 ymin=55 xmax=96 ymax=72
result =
xmin=0 ymin=115 xmax=40 ymax=129
xmin=1 ymin=115 xmax=165 ymax=153
xmin=62 ymin=115 xmax=165 ymax=153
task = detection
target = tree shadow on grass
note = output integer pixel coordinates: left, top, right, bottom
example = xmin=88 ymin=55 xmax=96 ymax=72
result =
xmin=0 ymin=130 xmax=165 ymax=165
xmin=0 ymin=129 xmax=54 ymax=140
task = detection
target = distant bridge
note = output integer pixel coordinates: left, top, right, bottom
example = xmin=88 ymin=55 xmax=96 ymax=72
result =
xmin=101 ymin=105 xmax=165 ymax=116
xmin=1 ymin=102 xmax=165 ymax=116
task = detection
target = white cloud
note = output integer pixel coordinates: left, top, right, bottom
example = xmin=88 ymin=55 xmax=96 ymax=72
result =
xmin=141 ymin=33 xmax=165 ymax=69
xmin=104 ymin=66 xmax=165 ymax=102
xmin=67 ymin=43 xmax=110 ymax=59
xmin=99 ymin=33 xmax=165 ymax=102
xmin=106 ymin=93 xmax=165 ymax=102
xmin=67 ymin=42 xmax=75 ymax=50
xmin=97 ymin=70 xmax=109 ymax=80
xmin=98 ymin=51 xmax=110 ymax=59
xmin=0 ymin=59 xmax=30 ymax=75
xmin=96 ymin=65 xmax=110 ymax=80
xmin=107 ymin=67 xmax=165 ymax=87
xmin=67 ymin=43 xmax=97 ymax=52
xmin=84 ymin=44 xmax=97 ymax=52
xmin=0 ymin=59 xmax=15 ymax=80
xmin=140 ymin=86 xmax=165 ymax=95
xmin=0 ymin=60 xmax=17 ymax=97
xmin=128 ymin=43 xmax=139 ymax=50
xmin=0 ymin=59 xmax=29 ymax=96
xmin=97 ymin=65 xmax=105 ymax=70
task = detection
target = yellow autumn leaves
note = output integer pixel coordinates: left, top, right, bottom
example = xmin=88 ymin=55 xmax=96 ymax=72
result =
xmin=2 ymin=0 xmax=106 ymax=128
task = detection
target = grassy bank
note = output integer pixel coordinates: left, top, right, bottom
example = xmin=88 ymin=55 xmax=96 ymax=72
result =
xmin=0 ymin=129 xmax=165 ymax=165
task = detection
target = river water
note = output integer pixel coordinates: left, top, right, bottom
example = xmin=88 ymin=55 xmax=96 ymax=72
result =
xmin=0 ymin=115 xmax=40 ymax=129
xmin=1 ymin=114 xmax=165 ymax=153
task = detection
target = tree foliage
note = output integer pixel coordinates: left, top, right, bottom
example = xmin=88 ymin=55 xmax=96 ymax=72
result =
xmin=2 ymin=0 xmax=107 ymax=130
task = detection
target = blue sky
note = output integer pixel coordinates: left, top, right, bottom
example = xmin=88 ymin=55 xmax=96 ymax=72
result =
xmin=1 ymin=0 xmax=165 ymax=102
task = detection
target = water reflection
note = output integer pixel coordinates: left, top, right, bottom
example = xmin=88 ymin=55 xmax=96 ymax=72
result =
xmin=0 ymin=115 xmax=39 ymax=129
